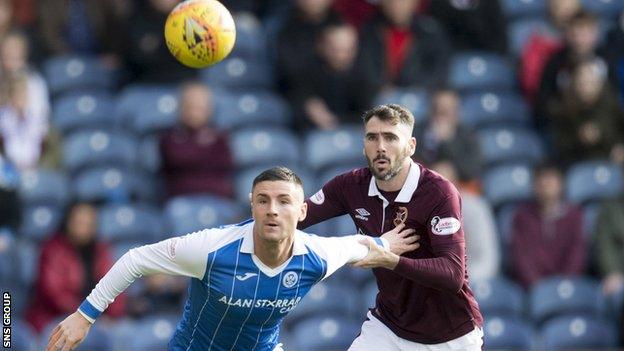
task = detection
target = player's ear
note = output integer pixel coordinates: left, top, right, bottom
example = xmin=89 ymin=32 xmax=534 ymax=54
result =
xmin=298 ymin=201 xmax=307 ymax=222
xmin=409 ymin=136 xmax=417 ymax=156
xmin=248 ymin=192 xmax=252 ymax=205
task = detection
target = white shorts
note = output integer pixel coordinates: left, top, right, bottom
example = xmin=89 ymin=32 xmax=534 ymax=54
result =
xmin=348 ymin=311 xmax=483 ymax=351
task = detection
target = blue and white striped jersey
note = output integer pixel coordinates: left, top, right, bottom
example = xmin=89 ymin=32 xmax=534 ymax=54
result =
xmin=78 ymin=219 xmax=385 ymax=351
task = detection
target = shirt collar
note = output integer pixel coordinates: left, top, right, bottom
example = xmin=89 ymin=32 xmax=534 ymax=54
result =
xmin=368 ymin=160 xmax=421 ymax=203
xmin=240 ymin=221 xmax=309 ymax=256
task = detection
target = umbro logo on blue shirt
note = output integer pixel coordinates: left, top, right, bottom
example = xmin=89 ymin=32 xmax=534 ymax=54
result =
xmin=235 ymin=272 xmax=258 ymax=281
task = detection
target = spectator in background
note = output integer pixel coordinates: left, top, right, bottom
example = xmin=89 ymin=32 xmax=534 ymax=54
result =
xmin=547 ymin=58 xmax=624 ymax=166
xmin=25 ymin=202 xmax=125 ymax=333
xmin=277 ymin=0 xmax=342 ymax=93
xmin=0 ymin=31 xmax=49 ymax=122
xmin=0 ymin=0 xmax=13 ymax=42
xmin=0 ymin=72 xmax=50 ymax=171
xmin=37 ymin=0 xmax=123 ymax=59
xmin=159 ymin=81 xmax=234 ymax=200
xmin=428 ymin=0 xmax=506 ymax=54
xmin=358 ymin=0 xmax=450 ymax=93
xmin=520 ymin=0 xmax=581 ymax=104
xmin=431 ymin=160 xmax=500 ymax=281
xmin=289 ymin=23 xmax=374 ymax=131
xmin=535 ymin=10 xmax=604 ymax=127
xmin=595 ymin=197 xmax=624 ymax=298
xmin=126 ymin=274 xmax=186 ymax=318
xmin=417 ymin=89 xmax=482 ymax=183
xmin=510 ymin=164 xmax=586 ymax=289
xmin=123 ymin=0 xmax=196 ymax=83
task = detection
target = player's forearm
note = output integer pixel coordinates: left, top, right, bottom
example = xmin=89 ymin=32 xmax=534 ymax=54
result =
xmin=78 ymin=249 xmax=145 ymax=322
xmin=393 ymin=253 xmax=464 ymax=293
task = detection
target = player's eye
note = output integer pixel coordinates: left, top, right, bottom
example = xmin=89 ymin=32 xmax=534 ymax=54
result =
xmin=366 ymin=135 xmax=376 ymax=141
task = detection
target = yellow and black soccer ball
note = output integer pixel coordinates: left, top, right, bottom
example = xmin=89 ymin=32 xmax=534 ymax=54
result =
xmin=164 ymin=0 xmax=236 ymax=68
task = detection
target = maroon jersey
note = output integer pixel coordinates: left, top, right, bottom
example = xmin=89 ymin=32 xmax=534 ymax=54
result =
xmin=299 ymin=162 xmax=483 ymax=344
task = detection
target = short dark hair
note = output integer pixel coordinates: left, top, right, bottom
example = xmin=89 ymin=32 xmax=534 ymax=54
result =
xmin=362 ymin=104 xmax=415 ymax=131
xmin=252 ymin=166 xmax=303 ymax=191
xmin=569 ymin=10 xmax=598 ymax=27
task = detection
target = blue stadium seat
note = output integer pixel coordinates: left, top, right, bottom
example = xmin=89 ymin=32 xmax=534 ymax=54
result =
xmin=0 ymin=228 xmax=15 ymax=285
xmin=62 ymin=130 xmax=139 ymax=173
xmin=530 ymin=277 xmax=605 ymax=324
xmin=116 ymin=85 xmax=179 ymax=135
xmin=565 ymin=161 xmax=624 ymax=204
xmin=213 ymin=90 xmax=291 ymax=130
xmin=460 ymin=91 xmax=531 ymax=128
xmin=18 ymin=169 xmax=70 ymax=206
xmin=0 ymin=157 xmax=19 ymax=189
xmin=99 ymin=204 xmax=165 ymax=244
xmin=291 ymin=315 xmax=362 ymax=351
xmin=483 ymin=315 xmax=535 ymax=350
xmin=472 ymin=277 xmax=525 ymax=317
xmin=72 ymin=167 xmax=156 ymax=203
xmin=201 ymin=56 xmax=274 ymax=91
xmin=304 ymin=127 xmax=364 ymax=172
xmin=483 ymin=164 xmax=533 ymax=208
xmin=285 ymin=282 xmax=359 ymax=330
xmin=52 ymin=92 xmax=116 ymax=134
xmin=231 ymin=14 xmax=268 ymax=59
xmin=19 ymin=204 xmax=63 ymax=241
xmin=477 ymin=128 xmax=545 ymax=167
xmin=137 ymin=136 xmax=162 ymax=173
xmin=541 ymin=315 xmax=618 ymax=350
xmin=581 ymin=0 xmax=624 ymax=18
xmin=164 ymin=195 xmax=243 ymax=235
xmin=0 ymin=283 xmax=27 ymax=320
xmin=230 ymin=128 xmax=300 ymax=169
xmin=496 ymin=203 xmax=520 ymax=245
xmin=10 ymin=320 xmax=38 ymax=351
xmin=43 ymin=55 xmax=118 ymax=96
xmin=16 ymin=241 xmax=38 ymax=288
xmin=373 ymin=88 xmax=429 ymax=125
xmin=234 ymin=165 xmax=316 ymax=206
xmin=328 ymin=264 xmax=375 ymax=290
xmin=501 ymin=0 xmax=547 ymax=19
xmin=508 ymin=18 xmax=555 ymax=56
xmin=127 ymin=314 xmax=179 ymax=351
xmin=449 ymin=52 xmax=515 ymax=92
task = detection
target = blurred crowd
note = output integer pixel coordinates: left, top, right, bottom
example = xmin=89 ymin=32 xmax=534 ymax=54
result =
xmin=1 ymin=0 xmax=624 ymax=349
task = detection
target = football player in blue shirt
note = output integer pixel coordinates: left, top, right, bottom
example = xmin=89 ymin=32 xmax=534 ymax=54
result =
xmin=45 ymin=166 xmax=417 ymax=351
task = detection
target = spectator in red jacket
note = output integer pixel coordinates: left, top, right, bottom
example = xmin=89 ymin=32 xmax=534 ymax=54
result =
xmin=159 ymin=81 xmax=234 ymax=199
xmin=510 ymin=164 xmax=586 ymax=289
xmin=26 ymin=202 xmax=125 ymax=333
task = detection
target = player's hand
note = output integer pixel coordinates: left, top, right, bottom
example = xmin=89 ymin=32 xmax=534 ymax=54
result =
xmin=45 ymin=311 xmax=92 ymax=351
xmin=381 ymin=223 xmax=420 ymax=255
xmin=352 ymin=237 xmax=400 ymax=270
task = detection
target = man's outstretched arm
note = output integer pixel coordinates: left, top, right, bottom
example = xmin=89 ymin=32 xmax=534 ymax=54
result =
xmin=45 ymin=228 xmax=217 ymax=351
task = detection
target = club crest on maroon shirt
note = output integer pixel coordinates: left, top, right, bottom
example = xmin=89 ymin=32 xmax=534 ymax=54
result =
xmin=393 ymin=206 xmax=408 ymax=226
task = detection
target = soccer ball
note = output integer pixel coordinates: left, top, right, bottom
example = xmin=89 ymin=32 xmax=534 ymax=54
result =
xmin=164 ymin=0 xmax=236 ymax=68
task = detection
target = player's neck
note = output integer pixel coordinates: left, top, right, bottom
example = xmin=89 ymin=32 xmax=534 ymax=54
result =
xmin=254 ymin=236 xmax=294 ymax=268
xmin=376 ymin=160 xmax=412 ymax=192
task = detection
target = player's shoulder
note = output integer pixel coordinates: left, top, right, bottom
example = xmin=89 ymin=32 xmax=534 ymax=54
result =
xmin=180 ymin=219 xmax=251 ymax=249
xmin=419 ymin=165 xmax=461 ymax=200
xmin=327 ymin=167 xmax=371 ymax=187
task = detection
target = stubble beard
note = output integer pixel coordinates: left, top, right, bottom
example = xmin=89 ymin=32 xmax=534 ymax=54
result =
xmin=367 ymin=148 xmax=410 ymax=181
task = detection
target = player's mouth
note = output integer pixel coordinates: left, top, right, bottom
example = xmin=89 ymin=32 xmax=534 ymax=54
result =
xmin=265 ymin=222 xmax=279 ymax=228
xmin=375 ymin=159 xmax=389 ymax=167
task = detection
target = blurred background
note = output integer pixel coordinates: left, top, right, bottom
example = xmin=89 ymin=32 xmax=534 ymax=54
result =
xmin=1 ymin=0 xmax=624 ymax=350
